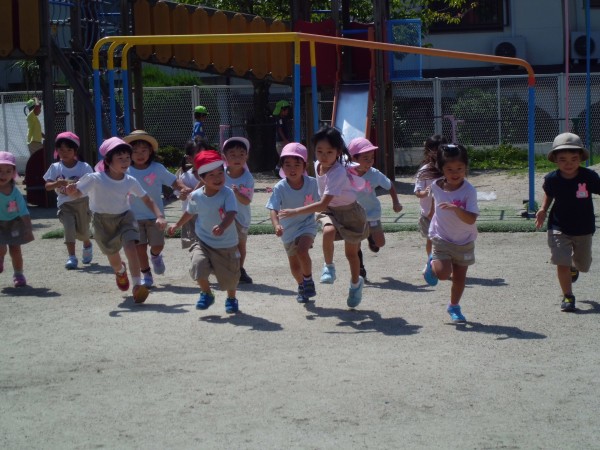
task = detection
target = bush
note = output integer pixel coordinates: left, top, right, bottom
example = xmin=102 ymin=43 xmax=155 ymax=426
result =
xmin=156 ymin=145 xmax=183 ymax=170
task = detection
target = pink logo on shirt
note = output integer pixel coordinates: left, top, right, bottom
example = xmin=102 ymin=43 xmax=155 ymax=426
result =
xmin=576 ymin=183 xmax=589 ymax=199
xmin=219 ymin=207 xmax=225 ymax=220
xmin=304 ymin=194 xmax=314 ymax=206
xmin=363 ymin=180 xmax=373 ymax=193
xmin=143 ymin=173 xmax=156 ymax=186
xmin=452 ymin=199 xmax=467 ymax=208
xmin=7 ymin=200 xmax=17 ymax=213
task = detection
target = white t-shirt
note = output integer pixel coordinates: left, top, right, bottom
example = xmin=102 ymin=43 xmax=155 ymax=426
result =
xmin=315 ymin=161 xmax=357 ymax=207
xmin=178 ymin=168 xmax=199 ymax=211
xmin=414 ymin=164 xmax=437 ymax=217
xmin=355 ymin=167 xmax=391 ymax=221
xmin=429 ymin=179 xmax=479 ymax=245
xmin=127 ymin=162 xmax=176 ymax=220
xmin=225 ymin=169 xmax=254 ymax=228
xmin=76 ymin=172 xmax=147 ymax=214
xmin=43 ymin=161 xmax=93 ymax=206
xmin=186 ymin=186 xmax=238 ymax=249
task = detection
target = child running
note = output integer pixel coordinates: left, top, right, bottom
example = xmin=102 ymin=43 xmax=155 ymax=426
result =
xmin=168 ymin=150 xmax=240 ymax=314
xmin=423 ymin=144 xmax=479 ymax=323
xmin=222 ymin=137 xmax=255 ymax=284
xmin=66 ymin=137 xmax=166 ymax=304
xmin=348 ymin=137 xmax=403 ymax=280
xmin=535 ymin=132 xmax=600 ymax=312
xmin=266 ymin=142 xmax=320 ymax=303
xmin=174 ymin=140 xmax=203 ymax=249
xmin=414 ymin=134 xmax=446 ymax=275
xmin=43 ymin=132 xmax=94 ymax=270
xmin=123 ymin=130 xmax=191 ymax=287
xmin=279 ymin=126 xmax=369 ymax=308
xmin=0 ymin=152 xmax=34 ymax=287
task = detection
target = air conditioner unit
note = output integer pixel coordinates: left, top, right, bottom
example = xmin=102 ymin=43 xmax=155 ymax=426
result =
xmin=491 ymin=36 xmax=527 ymax=60
xmin=571 ymin=31 xmax=600 ymax=63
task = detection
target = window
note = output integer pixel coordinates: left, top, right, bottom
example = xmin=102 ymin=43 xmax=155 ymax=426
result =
xmin=429 ymin=0 xmax=507 ymax=33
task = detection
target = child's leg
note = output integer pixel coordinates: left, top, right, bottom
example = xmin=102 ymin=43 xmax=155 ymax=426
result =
xmin=238 ymin=240 xmax=247 ymax=268
xmin=226 ymin=289 xmax=236 ymax=298
xmin=288 ymin=254 xmax=303 ymax=284
xmin=123 ymin=241 xmax=142 ymax=279
xmin=66 ymin=242 xmax=76 ymax=257
xmin=296 ymin=235 xmax=314 ymax=278
xmin=8 ymin=245 xmax=23 ymax=272
xmin=556 ymin=264 xmax=573 ymax=295
xmin=344 ymin=241 xmax=361 ymax=284
xmin=197 ymin=278 xmax=211 ymax=292
xmin=106 ymin=252 xmax=124 ymax=272
xmin=431 ymin=258 xmax=453 ymax=280
xmin=371 ymin=229 xmax=385 ymax=248
xmin=426 ymin=238 xmax=432 ymax=257
xmin=136 ymin=243 xmax=150 ymax=270
xmin=449 ymin=263 xmax=468 ymax=306
xmin=322 ymin=224 xmax=336 ymax=264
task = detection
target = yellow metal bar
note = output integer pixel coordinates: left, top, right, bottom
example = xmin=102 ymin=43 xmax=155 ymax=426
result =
xmin=107 ymin=41 xmax=125 ymax=70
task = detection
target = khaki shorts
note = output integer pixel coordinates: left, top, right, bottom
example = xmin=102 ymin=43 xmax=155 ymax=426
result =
xmin=431 ymin=237 xmax=475 ymax=266
xmin=317 ymin=202 xmax=368 ymax=244
xmin=189 ymin=240 xmax=240 ymax=291
xmin=58 ymin=197 xmax=91 ymax=243
xmin=418 ymin=214 xmax=431 ymax=239
xmin=180 ymin=218 xmax=199 ymax=249
xmin=235 ymin=220 xmax=248 ymax=245
xmin=0 ymin=217 xmax=34 ymax=246
xmin=28 ymin=141 xmax=44 ymax=155
xmin=137 ymin=219 xmax=165 ymax=247
xmin=92 ymin=211 xmax=139 ymax=255
xmin=283 ymin=233 xmax=315 ymax=257
xmin=547 ymin=230 xmax=592 ymax=272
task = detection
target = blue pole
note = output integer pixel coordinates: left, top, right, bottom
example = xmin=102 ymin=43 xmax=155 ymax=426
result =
xmin=311 ymin=65 xmax=318 ymax=133
xmin=528 ymin=86 xmax=536 ymax=213
xmin=586 ymin=0 xmax=592 ymax=165
xmin=122 ymin=69 xmax=131 ymax=135
xmin=93 ymin=69 xmax=103 ymax=151
xmin=108 ymin=69 xmax=117 ymax=136
xmin=294 ymin=61 xmax=301 ymax=141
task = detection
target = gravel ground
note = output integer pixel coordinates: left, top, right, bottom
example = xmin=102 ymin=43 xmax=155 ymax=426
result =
xmin=1 ymin=170 xmax=600 ymax=449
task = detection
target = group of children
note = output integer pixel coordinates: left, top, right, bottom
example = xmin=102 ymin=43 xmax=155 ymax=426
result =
xmin=0 ymin=125 xmax=597 ymax=320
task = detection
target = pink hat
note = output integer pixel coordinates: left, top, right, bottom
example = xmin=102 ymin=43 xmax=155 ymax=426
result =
xmin=194 ymin=150 xmax=224 ymax=175
xmin=222 ymin=137 xmax=250 ymax=152
xmin=279 ymin=143 xmax=308 ymax=178
xmin=54 ymin=131 xmax=81 ymax=159
xmin=0 ymin=151 xmax=18 ymax=179
xmin=94 ymin=137 xmax=132 ymax=172
xmin=348 ymin=137 xmax=378 ymax=157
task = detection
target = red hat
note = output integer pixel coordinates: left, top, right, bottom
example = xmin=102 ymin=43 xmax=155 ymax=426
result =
xmin=194 ymin=150 xmax=224 ymax=175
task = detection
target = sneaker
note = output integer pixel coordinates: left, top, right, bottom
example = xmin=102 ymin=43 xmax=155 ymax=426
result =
xmin=320 ymin=264 xmax=336 ymax=284
xmin=561 ymin=294 xmax=576 ymax=312
xmin=447 ymin=305 xmax=467 ymax=323
xmin=196 ymin=291 xmax=215 ymax=310
xmin=347 ymin=276 xmax=364 ymax=308
xmin=115 ymin=263 xmax=129 ymax=291
xmin=132 ymin=284 xmax=149 ymax=304
xmin=367 ymin=236 xmax=380 ymax=253
xmin=82 ymin=244 xmax=93 ymax=264
xmin=142 ymin=271 xmax=154 ymax=288
xmin=423 ymin=254 xmax=438 ymax=286
xmin=13 ymin=274 xmax=26 ymax=287
xmin=570 ymin=267 xmax=579 ymax=283
xmin=302 ymin=278 xmax=316 ymax=298
xmin=65 ymin=255 xmax=78 ymax=270
xmin=225 ymin=297 xmax=239 ymax=313
xmin=151 ymin=253 xmax=165 ymax=275
xmin=296 ymin=284 xmax=308 ymax=303
xmin=239 ymin=267 xmax=253 ymax=284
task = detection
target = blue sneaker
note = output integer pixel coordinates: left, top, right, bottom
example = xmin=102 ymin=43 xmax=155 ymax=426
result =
xmin=320 ymin=264 xmax=336 ymax=284
xmin=196 ymin=291 xmax=215 ymax=310
xmin=65 ymin=256 xmax=78 ymax=270
xmin=347 ymin=276 xmax=364 ymax=308
xmin=423 ymin=254 xmax=438 ymax=286
xmin=151 ymin=253 xmax=166 ymax=275
xmin=296 ymin=284 xmax=308 ymax=303
xmin=225 ymin=297 xmax=239 ymax=313
xmin=81 ymin=244 xmax=93 ymax=264
xmin=447 ymin=305 xmax=466 ymax=323
xmin=142 ymin=271 xmax=154 ymax=288
xmin=302 ymin=278 xmax=316 ymax=298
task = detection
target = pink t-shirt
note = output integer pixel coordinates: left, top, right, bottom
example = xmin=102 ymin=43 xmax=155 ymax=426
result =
xmin=315 ymin=161 xmax=357 ymax=207
xmin=429 ymin=179 xmax=479 ymax=245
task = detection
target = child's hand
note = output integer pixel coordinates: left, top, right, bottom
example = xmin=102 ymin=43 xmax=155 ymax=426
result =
xmin=212 ymin=224 xmax=224 ymax=236
xmin=178 ymin=187 xmax=192 ymax=200
xmin=167 ymin=225 xmax=178 ymax=236
xmin=393 ymin=202 xmax=403 ymax=213
xmin=438 ymin=201 xmax=457 ymax=211
xmin=274 ymin=224 xmax=283 ymax=237
xmin=65 ymin=184 xmax=78 ymax=196
xmin=534 ymin=209 xmax=546 ymax=229
xmin=156 ymin=217 xmax=167 ymax=231
xmin=278 ymin=208 xmax=295 ymax=219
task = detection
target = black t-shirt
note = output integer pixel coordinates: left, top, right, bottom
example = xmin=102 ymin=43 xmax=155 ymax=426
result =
xmin=543 ymin=167 xmax=600 ymax=235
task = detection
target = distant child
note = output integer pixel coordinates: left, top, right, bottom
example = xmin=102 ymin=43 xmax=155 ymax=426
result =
xmin=535 ymin=132 xmax=600 ymax=312
xmin=414 ymin=134 xmax=447 ymax=273
xmin=192 ymin=105 xmax=208 ymax=142
xmin=167 ymin=150 xmax=240 ymax=313
xmin=423 ymin=144 xmax=479 ymax=323
xmin=0 ymin=151 xmax=34 ymax=287
xmin=279 ymin=126 xmax=369 ymax=308
xmin=174 ymin=140 xmax=203 ymax=249
xmin=273 ymin=100 xmax=292 ymax=175
xmin=222 ymin=137 xmax=255 ymax=284
xmin=25 ymin=98 xmax=44 ymax=155
xmin=66 ymin=137 xmax=167 ymax=304
xmin=266 ymin=143 xmax=320 ymax=303
xmin=348 ymin=137 xmax=403 ymax=280
xmin=123 ymin=130 xmax=191 ymax=287
xmin=43 ymin=132 xmax=94 ymax=270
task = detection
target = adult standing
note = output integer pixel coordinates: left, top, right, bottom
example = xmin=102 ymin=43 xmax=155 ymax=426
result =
xmin=25 ymin=97 xmax=44 ymax=155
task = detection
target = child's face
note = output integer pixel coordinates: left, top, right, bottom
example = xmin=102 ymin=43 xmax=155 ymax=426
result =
xmin=315 ymin=140 xmax=340 ymax=168
xmin=57 ymin=144 xmax=77 ymax=164
xmin=131 ymin=141 xmax=152 ymax=167
xmin=555 ymin=151 xmax=582 ymax=178
xmin=442 ymin=160 xmax=467 ymax=188
xmin=201 ymin=166 xmax=225 ymax=191
xmin=353 ymin=150 xmax=375 ymax=170
xmin=0 ymin=164 xmax=15 ymax=185
xmin=281 ymin=156 xmax=305 ymax=182
xmin=106 ymin=152 xmax=131 ymax=175
xmin=223 ymin=146 xmax=248 ymax=169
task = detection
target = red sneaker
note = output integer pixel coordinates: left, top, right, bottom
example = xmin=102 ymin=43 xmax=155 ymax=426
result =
xmin=115 ymin=263 xmax=129 ymax=291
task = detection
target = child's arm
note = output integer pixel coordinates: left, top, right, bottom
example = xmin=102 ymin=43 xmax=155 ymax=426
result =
xmin=535 ymin=193 xmax=553 ymax=229
xmin=278 ymin=194 xmax=334 ymax=219
xmin=45 ymin=179 xmax=70 ymax=191
xmin=65 ymin=183 xmax=83 ymax=198
xmin=21 ymin=214 xmax=34 ymax=242
xmin=231 ymin=185 xmax=252 ymax=206
xmin=141 ymin=195 xmax=167 ymax=230
xmin=269 ymin=209 xmax=284 ymax=237
xmin=171 ymin=179 xmax=192 ymax=200
xmin=415 ymin=186 xmax=431 ymax=199
xmin=167 ymin=211 xmax=194 ymax=236
xmin=213 ymin=211 xmax=237 ymax=236
xmin=438 ymin=202 xmax=478 ymax=225
xmin=388 ymin=184 xmax=403 ymax=213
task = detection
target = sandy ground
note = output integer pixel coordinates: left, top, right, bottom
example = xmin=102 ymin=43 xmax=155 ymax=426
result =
xmin=2 ymin=170 xmax=600 ymax=449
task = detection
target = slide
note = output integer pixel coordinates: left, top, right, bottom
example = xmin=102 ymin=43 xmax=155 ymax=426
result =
xmin=332 ymin=82 xmax=372 ymax=145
